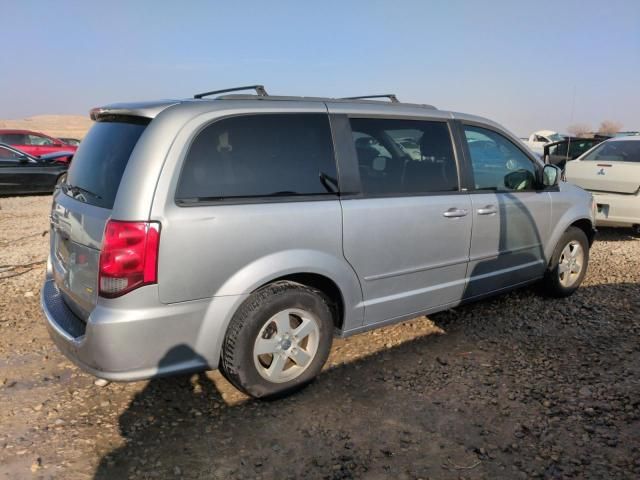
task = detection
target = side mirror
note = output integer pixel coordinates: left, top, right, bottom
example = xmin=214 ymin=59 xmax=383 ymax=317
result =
xmin=18 ymin=155 xmax=29 ymax=163
xmin=542 ymin=164 xmax=561 ymax=187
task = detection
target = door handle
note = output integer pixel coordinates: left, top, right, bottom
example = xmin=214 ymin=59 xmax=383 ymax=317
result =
xmin=477 ymin=205 xmax=497 ymax=215
xmin=443 ymin=208 xmax=468 ymax=218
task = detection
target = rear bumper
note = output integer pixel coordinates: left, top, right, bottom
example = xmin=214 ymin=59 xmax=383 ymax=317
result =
xmin=591 ymin=191 xmax=640 ymax=227
xmin=41 ymin=279 xmax=221 ymax=381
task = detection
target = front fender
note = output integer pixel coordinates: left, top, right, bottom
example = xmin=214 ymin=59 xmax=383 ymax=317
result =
xmin=546 ymin=184 xmax=594 ymax=263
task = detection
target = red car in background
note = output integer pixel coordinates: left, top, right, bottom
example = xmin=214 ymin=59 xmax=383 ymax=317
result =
xmin=0 ymin=129 xmax=77 ymax=163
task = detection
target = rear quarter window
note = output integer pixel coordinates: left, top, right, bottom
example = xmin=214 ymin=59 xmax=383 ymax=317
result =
xmin=176 ymin=114 xmax=338 ymax=202
xmin=65 ymin=119 xmax=148 ymax=209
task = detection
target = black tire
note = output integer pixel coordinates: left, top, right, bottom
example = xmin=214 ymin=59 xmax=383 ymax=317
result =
xmin=220 ymin=281 xmax=334 ymax=399
xmin=542 ymin=226 xmax=589 ymax=298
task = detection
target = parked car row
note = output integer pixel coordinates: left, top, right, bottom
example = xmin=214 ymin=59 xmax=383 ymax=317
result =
xmin=565 ymin=136 xmax=640 ymax=233
xmin=532 ymin=132 xmax=640 ymax=233
xmin=0 ymin=129 xmax=78 ymax=162
xmin=543 ymin=137 xmax=606 ymax=169
xmin=0 ymin=143 xmax=71 ymax=195
xmin=0 ymin=86 xmax=629 ymax=400
xmin=522 ymin=130 xmax=565 ymax=154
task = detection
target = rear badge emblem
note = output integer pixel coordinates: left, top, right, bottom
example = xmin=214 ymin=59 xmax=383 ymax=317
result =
xmin=597 ymin=168 xmax=605 ymax=175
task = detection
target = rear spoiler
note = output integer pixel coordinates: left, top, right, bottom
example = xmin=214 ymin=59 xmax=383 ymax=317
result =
xmin=90 ymin=100 xmax=180 ymax=121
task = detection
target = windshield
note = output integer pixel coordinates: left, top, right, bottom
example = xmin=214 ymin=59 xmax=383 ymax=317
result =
xmin=65 ymin=119 xmax=148 ymax=208
xmin=582 ymin=140 xmax=640 ymax=163
xmin=547 ymin=133 xmax=564 ymax=142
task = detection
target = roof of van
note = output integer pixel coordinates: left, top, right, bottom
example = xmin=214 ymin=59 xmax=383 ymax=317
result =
xmin=90 ymin=95 xmax=439 ymax=120
xmin=89 ymin=94 xmax=504 ymax=135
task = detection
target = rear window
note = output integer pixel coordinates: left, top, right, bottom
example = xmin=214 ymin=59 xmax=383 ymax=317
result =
xmin=582 ymin=140 xmax=640 ymax=163
xmin=65 ymin=119 xmax=148 ymax=209
xmin=0 ymin=133 xmax=26 ymax=144
xmin=176 ymin=114 xmax=337 ymax=202
xmin=0 ymin=146 xmax=21 ymax=160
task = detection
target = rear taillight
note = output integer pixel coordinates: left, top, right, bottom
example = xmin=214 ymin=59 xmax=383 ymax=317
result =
xmin=99 ymin=220 xmax=160 ymax=298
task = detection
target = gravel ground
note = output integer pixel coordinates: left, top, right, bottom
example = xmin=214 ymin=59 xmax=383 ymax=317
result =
xmin=0 ymin=195 xmax=639 ymax=479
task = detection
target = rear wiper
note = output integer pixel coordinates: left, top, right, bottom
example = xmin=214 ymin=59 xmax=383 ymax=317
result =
xmin=64 ymin=184 xmax=102 ymax=201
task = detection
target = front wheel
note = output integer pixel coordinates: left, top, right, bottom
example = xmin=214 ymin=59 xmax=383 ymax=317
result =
xmin=220 ymin=281 xmax=334 ymax=399
xmin=542 ymin=226 xmax=589 ymax=297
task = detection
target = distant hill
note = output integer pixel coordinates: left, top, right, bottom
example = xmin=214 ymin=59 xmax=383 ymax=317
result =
xmin=0 ymin=115 xmax=93 ymax=140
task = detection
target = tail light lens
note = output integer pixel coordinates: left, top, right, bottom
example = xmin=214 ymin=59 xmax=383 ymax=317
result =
xmin=99 ymin=220 xmax=160 ymax=298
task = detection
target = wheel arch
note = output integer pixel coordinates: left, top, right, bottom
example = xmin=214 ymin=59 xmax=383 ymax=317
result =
xmin=254 ymin=273 xmax=346 ymax=331
xmin=196 ymin=250 xmax=365 ymax=368
xmin=570 ymin=218 xmax=596 ymax=246
xmin=212 ymin=249 xmax=363 ymax=330
xmin=545 ymin=215 xmax=595 ymax=266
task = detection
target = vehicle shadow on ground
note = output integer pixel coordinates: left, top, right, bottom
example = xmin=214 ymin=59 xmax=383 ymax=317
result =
xmin=94 ymin=280 xmax=640 ymax=480
xmin=593 ymin=227 xmax=640 ymax=242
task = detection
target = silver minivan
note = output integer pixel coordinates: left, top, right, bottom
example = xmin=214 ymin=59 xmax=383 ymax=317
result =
xmin=41 ymin=86 xmax=596 ymax=398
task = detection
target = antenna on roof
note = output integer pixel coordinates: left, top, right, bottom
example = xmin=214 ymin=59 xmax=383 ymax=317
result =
xmin=341 ymin=94 xmax=400 ymax=103
xmin=194 ymin=85 xmax=268 ymax=99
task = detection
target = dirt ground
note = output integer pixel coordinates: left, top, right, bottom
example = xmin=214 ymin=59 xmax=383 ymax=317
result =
xmin=0 ymin=195 xmax=639 ymax=479
xmin=0 ymin=115 xmax=92 ymax=140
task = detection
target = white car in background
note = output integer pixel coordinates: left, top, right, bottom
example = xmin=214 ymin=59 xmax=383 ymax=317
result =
xmin=523 ymin=130 xmax=565 ymax=155
xmin=565 ymin=136 xmax=640 ymax=233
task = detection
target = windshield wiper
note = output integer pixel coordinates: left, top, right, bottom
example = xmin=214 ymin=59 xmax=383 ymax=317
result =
xmin=64 ymin=184 xmax=102 ymax=201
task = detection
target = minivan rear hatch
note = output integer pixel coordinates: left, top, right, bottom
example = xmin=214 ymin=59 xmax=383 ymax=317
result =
xmin=50 ymin=118 xmax=149 ymax=321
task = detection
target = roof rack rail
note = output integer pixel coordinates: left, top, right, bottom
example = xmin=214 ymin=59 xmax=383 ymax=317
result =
xmin=341 ymin=94 xmax=399 ymax=103
xmin=194 ymin=85 xmax=268 ymax=99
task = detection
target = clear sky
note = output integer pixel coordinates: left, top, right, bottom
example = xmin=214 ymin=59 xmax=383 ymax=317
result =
xmin=1 ymin=0 xmax=638 ymax=136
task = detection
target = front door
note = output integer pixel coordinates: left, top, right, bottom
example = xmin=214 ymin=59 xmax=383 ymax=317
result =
xmin=461 ymin=124 xmax=551 ymax=299
xmin=338 ymin=116 xmax=472 ymax=326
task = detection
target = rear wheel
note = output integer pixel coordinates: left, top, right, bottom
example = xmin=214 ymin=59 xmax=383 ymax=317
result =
xmin=542 ymin=226 xmax=589 ymax=297
xmin=220 ymin=281 xmax=334 ymax=399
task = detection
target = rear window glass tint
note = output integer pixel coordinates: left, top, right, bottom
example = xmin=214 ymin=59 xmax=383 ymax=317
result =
xmin=582 ymin=140 xmax=640 ymax=163
xmin=65 ymin=120 xmax=147 ymax=209
xmin=176 ymin=114 xmax=337 ymax=201
xmin=0 ymin=134 xmax=26 ymax=144
xmin=0 ymin=146 xmax=21 ymax=159
xmin=350 ymin=118 xmax=458 ymax=195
